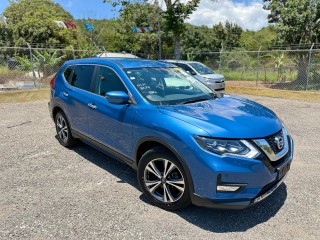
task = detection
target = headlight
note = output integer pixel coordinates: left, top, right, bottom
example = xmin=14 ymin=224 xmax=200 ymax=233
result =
xmin=195 ymin=136 xmax=260 ymax=158
xmin=279 ymin=118 xmax=290 ymax=136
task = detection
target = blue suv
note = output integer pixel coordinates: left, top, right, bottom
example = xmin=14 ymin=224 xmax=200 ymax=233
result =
xmin=48 ymin=58 xmax=294 ymax=210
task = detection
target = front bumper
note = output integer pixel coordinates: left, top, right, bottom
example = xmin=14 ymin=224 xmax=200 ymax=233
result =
xmin=188 ymin=135 xmax=294 ymax=209
xmin=191 ymin=169 xmax=289 ymax=209
xmin=206 ymin=81 xmax=225 ymax=92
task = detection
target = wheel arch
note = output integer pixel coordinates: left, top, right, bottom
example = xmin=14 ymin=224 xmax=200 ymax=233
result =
xmin=52 ymin=105 xmax=64 ymax=120
xmin=52 ymin=104 xmax=73 ymax=131
xmin=135 ymin=137 xmax=194 ymax=194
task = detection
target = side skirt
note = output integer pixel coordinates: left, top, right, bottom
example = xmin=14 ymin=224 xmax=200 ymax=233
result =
xmin=71 ymin=130 xmax=137 ymax=170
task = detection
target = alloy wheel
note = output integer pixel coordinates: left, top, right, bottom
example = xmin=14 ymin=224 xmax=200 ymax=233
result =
xmin=56 ymin=115 xmax=68 ymax=143
xmin=144 ymin=158 xmax=185 ymax=203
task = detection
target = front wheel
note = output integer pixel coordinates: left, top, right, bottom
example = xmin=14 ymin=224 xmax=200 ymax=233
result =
xmin=138 ymin=147 xmax=191 ymax=210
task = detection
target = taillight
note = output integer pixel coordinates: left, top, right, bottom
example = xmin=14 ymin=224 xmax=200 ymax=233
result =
xmin=50 ymin=76 xmax=56 ymax=88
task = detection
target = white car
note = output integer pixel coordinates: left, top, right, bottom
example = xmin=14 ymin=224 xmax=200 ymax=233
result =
xmin=162 ymin=60 xmax=225 ymax=93
xmin=96 ymin=52 xmax=139 ymax=58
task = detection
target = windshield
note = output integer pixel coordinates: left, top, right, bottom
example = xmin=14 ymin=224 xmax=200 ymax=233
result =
xmin=189 ymin=62 xmax=214 ymax=75
xmin=125 ymin=67 xmax=215 ymax=105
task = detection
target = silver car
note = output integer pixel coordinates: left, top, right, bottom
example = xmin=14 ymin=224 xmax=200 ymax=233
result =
xmin=162 ymin=60 xmax=225 ymax=93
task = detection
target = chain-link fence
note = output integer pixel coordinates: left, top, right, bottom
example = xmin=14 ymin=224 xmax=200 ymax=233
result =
xmin=1 ymin=45 xmax=320 ymax=91
xmin=160 ymin=48 xmax=320 ymax=91
xmin=0 ymin=46 xmax=104 ymax=90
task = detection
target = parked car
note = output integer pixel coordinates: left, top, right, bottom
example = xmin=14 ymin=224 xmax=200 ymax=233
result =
xmin=96 ymin=52 xmax=138 ymax=58
xmin=162 ymin=60 xmax=225 ymax=93
xmin=49 ymin=58 xmax=294 ymax=210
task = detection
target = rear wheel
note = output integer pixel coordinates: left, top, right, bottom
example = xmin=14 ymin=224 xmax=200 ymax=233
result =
xmin=138 ymin=147 xmax=191 ymax=210
xmin=55 ymin=111 xmax=77 ymax=147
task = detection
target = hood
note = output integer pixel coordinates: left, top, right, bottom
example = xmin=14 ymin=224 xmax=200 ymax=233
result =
xmin=202 ymin=74 xmax=225 ymax=80
xmin=157 ymin=95 xmax=282 ymax=139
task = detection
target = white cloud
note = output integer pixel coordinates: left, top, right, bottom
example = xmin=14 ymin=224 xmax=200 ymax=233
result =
xmin=184 ymin=0 xmax=270 ymax=31
xmin=66 ymin=1 xmax=73 ymax=7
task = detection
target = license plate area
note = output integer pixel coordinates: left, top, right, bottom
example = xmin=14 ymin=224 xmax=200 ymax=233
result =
xmin=277 ymin=161 xmax=291 ymax=180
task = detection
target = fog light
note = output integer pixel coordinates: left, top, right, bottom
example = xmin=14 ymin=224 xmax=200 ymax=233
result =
xmin=217 ymin=185 xmax=240 ymax=192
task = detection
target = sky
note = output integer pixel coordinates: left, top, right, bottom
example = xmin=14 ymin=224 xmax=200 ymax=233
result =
xmin=0 ymin=0 xmax=270 ymax=31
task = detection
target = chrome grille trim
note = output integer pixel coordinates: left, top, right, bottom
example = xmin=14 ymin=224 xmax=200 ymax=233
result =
xmin=253 ymin=128 xmax=289 ymax=162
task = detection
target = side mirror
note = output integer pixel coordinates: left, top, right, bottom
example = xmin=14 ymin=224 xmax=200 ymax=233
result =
xmin=187 ymin=70 xmax=196 ymax=75
xmin=105 ymin=91 xmax=130 ymax=105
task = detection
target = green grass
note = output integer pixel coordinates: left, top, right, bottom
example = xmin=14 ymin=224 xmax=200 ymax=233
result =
xmin=227 ymin=86 xmax=320 ymax=102
xmin=0 ymin=88 xmax=50 ymax=103
xmin=222 ymin=69 xmax=297 ymax=82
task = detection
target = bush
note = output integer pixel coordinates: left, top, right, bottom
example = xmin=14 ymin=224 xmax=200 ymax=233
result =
xmin=0 ymin=66 xmax=28 ymax=84
xmin=222 ymin=68 xmax=297 ymax=82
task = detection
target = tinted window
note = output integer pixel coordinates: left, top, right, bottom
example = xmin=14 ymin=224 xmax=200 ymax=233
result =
xmin=188 ymin=62 xmax=214 ymax=75
xmin=63 ymin=67 xmax=73 ymax=82
xmin=176 ymin=63 xmax=196 ymax=75
xmin=95 ymin=67 xmax=127 ymax=96
xmin=70 ymin=65 xmax=95 ymax=91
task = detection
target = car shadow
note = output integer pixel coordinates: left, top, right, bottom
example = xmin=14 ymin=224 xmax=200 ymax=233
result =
xmin=69 ymin=140 xmax=287 ymax=233
xmin=70 ymin=140 xmax=140 ymax=190
xmin=174 ymin=184 xmax=287 ymax=232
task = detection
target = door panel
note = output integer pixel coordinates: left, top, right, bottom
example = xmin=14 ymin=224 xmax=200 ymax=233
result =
xmin=87 ymin=94 xmax=134 ymax=159
xmin=65 ymin=86 xmax=90 ymax=134
xmin=59 ymin=65 xmax=96 ymax=135
xmin=87 ymin=66 xmax=133 ymax=159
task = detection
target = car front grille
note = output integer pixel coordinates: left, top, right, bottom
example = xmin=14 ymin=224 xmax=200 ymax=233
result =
xmin=215 ymin=79 xmax=225 ymax=83
xmin=264 ymin=130 xmax=284 ymax=154
xmin=215 ymin=88 xmax=225 ymax=91
xmin=254 ymin=135 xmax=292 ymax=173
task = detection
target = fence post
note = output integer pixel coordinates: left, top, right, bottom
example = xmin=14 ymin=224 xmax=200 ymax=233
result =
xmin=27 ymin=43 xmax=36 ymax=87
xmin=256 ymin=46 xmax=262 ymax=87
xmin=71 ymin=45 xmax=75 ymax=59
xmin=218 ymin=46 xmax=223 ymax=74
xmin=306 ymin=43 xmax=314 ymax=91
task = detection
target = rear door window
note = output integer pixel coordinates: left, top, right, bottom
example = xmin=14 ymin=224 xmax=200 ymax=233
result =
xmin=70 ymin=65 xmax=95 ymax=91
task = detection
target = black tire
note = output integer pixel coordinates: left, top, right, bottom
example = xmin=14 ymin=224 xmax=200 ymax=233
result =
xmin=138 ymin=147 xmax=191 ymax=210
xmin=54 ymin=111 xmax=78 ymax=147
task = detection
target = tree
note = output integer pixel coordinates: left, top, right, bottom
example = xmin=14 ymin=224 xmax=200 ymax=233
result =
xmin=3 ymin=0 xmax=77 ymax=46
xmin=181 ymin=24 xmax=217 ymax=54
xmin=240 ymin=26 xmax=277 ymax=51
xmin=162 ymin=0 xmax=200 ymax=59
xmin=212 ymin=21 xmax=243 ymax=50
xmin=263 ymin=0 xmax=320 ymax=82
xmin=103 ymin=0 xmax=218 ymax=60
xmin=116 ymin=2 xmax=162 ymax=58
xmin=0 ymin=23 xmax=13 ymax=45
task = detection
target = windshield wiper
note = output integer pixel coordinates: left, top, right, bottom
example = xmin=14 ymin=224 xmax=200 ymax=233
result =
xmin=181 ymin=97 xmax=212 ymax=105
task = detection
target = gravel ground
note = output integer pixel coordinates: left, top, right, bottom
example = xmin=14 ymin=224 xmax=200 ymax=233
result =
xmin=0 ymin=95 xmax=319 ymax=240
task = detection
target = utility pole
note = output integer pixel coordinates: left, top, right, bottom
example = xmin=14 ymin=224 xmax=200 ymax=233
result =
xmin=155 ymin=0 xmax=162 ymax=60
xmin=256 ymin=45 xmax=262 ymax=87
xmin=306 ymin=43 xmax=314 ymax=91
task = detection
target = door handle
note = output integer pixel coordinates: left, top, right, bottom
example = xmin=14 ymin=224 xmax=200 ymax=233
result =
xmin=88 ymin=103 xmax=97 ymax=109
xmin=62 ymin=92 xmax=69 ymax=97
